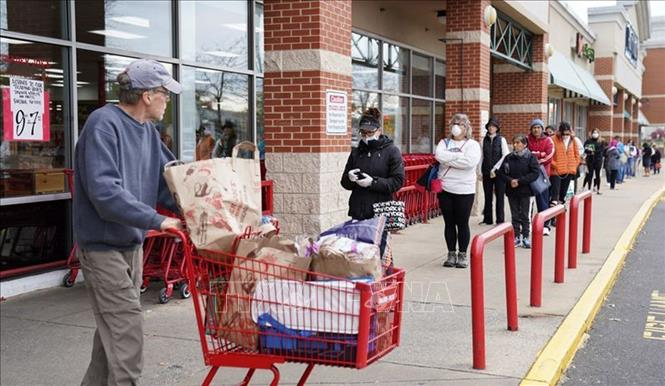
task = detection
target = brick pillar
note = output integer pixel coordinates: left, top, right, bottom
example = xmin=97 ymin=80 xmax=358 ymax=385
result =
xmin=444 ymin=0 xmax=491 ymax=137
xmin=625 ymin=95 xmax=633 ymax=142
xmin=263 ymin=0 xmax=352 ymax=236
xmin=490 ymin=34 xmax=549 ymax=141
xmin=589 ymin=57 xmax=614 ymax=139
xmin=613 ymin=88 xmax=625 ymax=141
xmin=631 ymin=98 xmax=638 ymax=142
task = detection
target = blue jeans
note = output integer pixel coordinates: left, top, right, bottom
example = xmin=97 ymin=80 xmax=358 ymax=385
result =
xmin=626 ymin=157 xmax=635 ymax=177
xmin=617 ymin=164 xmax=625 ymax=183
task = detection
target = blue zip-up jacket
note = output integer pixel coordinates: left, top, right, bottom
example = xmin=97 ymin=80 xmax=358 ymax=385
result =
xmin=73 ymin=104 xmax=177 ymax=251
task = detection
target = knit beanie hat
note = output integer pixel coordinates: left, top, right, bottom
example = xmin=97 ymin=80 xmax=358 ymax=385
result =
xmin=485 ymin=115 xmax=501 ymax=131
xmin=529 ymin=118 xmax=545 ymax=129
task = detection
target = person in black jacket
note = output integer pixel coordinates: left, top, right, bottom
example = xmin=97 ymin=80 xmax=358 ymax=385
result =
xmin=341 ymin=107 xmax=405 ymax=221
xmin=498 ymin=135 xmax=540 ymax=248
xmin=583 ymin=129 xmax=604 ymax=194
xmin=480 ymin=115 xmax=509 ymax=225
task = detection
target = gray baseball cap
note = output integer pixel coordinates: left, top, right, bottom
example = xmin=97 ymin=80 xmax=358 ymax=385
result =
xmin=124 ymin=59 xmax=182 ymax=94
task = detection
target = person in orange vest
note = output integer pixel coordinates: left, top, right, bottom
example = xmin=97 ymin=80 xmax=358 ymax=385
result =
xmin=550 ymin=121 xmax=580 ymax=206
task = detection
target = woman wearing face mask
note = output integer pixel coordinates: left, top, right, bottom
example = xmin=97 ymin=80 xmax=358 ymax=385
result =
xmin=527 ymin=119 xmax=554 ymax=234
xmin=497 ymin=135 xmax=540 ymax=248
xmin=550 ymin=121 xmax=580 ymax=205
xmin=583 ymin=129 xmax=604 ymax=194
xmin=435 ymin=113 xmax=482 ymax=268
xmin=341 ymin=108 xmax=405 ymax=221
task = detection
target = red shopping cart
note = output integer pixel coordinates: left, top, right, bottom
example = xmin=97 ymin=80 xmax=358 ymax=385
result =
xmin=166 ymin=228 xmax=405 ymax=386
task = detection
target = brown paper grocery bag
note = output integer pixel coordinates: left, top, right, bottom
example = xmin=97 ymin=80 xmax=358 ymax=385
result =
xmin=311 ymin=238 xmax=382 ymax=280
xmin=163 ymin=142 xmax=262 ymax=252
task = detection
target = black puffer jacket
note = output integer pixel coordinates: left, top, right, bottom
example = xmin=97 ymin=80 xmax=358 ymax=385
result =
xmin=497 ymin=150 xmax=540 ymax=198
xmin=341 ymin=135 xmax=405 ymax=220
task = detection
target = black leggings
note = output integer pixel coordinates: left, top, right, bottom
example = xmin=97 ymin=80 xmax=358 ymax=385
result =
xmin=583 ymin=164 xmax=602 ymax=191
xmin=438 ymin=191 xmax=475 ymax=253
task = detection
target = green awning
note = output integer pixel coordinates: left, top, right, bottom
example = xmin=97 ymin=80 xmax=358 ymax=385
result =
xmin=549 ymin=50 xmax=611 ymax=106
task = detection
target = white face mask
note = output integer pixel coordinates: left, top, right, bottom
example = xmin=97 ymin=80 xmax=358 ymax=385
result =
xmin=361 ymin=132 xmax=379 ymax=144
xmin=592 ymin=133 xmax=599 ymax=139
xmin=563 ymin=135 xmax=571 ymax=140
xmin=451 ymin=125 xmax=463 ymax=137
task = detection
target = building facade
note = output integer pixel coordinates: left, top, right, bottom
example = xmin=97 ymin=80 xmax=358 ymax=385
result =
xmin=0 ymin=0 xmax=653 ymax=293
xmin=641 ymin=15 xmax=665 ymax=141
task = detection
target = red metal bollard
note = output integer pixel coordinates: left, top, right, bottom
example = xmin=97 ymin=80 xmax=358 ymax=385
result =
xmin=568 ymin=191 xmax=593 ymax=268
xmin=470 ymin=222 xmax=518 ymax=370
xmin=530 ymin=204 xmax=567 ymax=307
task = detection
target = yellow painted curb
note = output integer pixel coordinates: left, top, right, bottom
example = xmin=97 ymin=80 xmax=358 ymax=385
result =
xmin=520 ymin=186 xmax=665 ymax=386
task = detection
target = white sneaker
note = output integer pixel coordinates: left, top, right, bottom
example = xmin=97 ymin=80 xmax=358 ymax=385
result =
xmin=543 ymin=227 xmax=551 ymax=236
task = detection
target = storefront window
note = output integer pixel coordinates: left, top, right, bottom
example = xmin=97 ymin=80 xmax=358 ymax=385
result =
xmin=256 ymin=77 xmax=264 ymax=158
xmin=383 ymin=95 xmax=409 ymax=153
xmin=548 ymin=98 xmax=561 ymax=126
xmin=76 ymin=51 xmax=175 ymax=152
xmin=412 ymin=53 xmax=432 ymax=97
xmin=563 ymin=101 xmax=574 ymax=124
xmin=181 ymin=1 xmax=249 ymax=70
xmin=383 ymin=42 xmax=409 ymax=94
xmin=435 ymin=60 xmax=445 ymax=100
xmin=0 ymin=39 xmax=70 ymax=274
xmin=255 ymin=2 xmax=264 ymax=73
xmin=181 ymin=66 xmax=249 ymax=162
xmin=575 ymin=104 xmax=588 ymax=138
xmin=352 ymin=33 xmax=379 ymax=90
xmin=75 ymin=0 xmax=172 ymax=57
xmin=0 ymin=0 xmax=67 ymax=39
xmin=1 ymin=39 xmax=69 ymax=195
xmin=435 ymin=102 xmax=445 ymax=144
xmin=351 ymin=90 xmax=379 ymax=147
xmin=411 ymin=99 xmax=432 ymax=153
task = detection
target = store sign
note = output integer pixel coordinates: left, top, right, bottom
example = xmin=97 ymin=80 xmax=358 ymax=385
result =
xmin=575 ymin=33 xmax=595 ymax=63
xmin=325 ymin=90 xmax=347 ymax=135
xmin=2 ymin=77 xmax=50 ymax=142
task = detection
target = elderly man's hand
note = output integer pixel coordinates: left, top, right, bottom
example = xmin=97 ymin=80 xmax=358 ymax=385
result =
xmin=160 ymin=217 xmax=184 ymax=231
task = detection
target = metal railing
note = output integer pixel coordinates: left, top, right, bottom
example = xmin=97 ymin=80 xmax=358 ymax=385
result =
xmin=470 ymin=222 xmax=518 ymax=369
xmin=568 ymin=191 xmax=593 ymax=269
xmin=530 ymin=204 xmax=567 ymax=307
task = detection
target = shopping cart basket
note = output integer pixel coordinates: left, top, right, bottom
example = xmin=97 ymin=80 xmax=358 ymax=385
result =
xmin=166 ymin=228 xmax=405 ymax=386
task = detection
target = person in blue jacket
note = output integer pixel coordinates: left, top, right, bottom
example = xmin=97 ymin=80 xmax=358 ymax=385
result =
xmin=73 ymin=59 xmax=183 ymax=386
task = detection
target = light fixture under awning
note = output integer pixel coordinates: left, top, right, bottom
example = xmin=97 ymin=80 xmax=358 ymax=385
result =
xmin=548 ymin=50 xmax=611 ymax=106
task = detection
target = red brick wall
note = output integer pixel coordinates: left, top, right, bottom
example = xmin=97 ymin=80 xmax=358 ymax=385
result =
xmin=264 ymin=0 xmax=352 ymax=153
xmin=642 ymin=47 xmax=665 ymax=124
xmin=594 ymin=57 xmax=614 ymax=76
xmin=264 ymin=0 xmax=351 ymax=56
xmin=444 ymin=0 xmax=491 ymax=137
xmin=589 ymin=57 xmax=614 ymax=134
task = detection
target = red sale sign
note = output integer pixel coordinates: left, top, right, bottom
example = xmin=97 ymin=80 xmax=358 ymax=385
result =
xmin=2 ymin=77 xmax=50 ymax=142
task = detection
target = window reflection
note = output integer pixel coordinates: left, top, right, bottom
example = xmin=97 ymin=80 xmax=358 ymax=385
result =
xmin=0 ymin=0 xmax=67 ymax=39
xmin=435 ymin=60 xmax=445 ymax=99
xmin=75 ymin=0 xmax=172 ymax=57
xmin=76 ymin=51 xmax=175 ymax=152
xmin=181 ymin=1 xmax=249 ymax=70
xmin=435 ymin=102 xmax=446 ymax=144
xmin=382 ymin=95 xmax=409 ymax=153
xmin=255 ymin=3 xmax=264 ymax=73
xmin=411 ymin=99 xmax=432 ymax=153
xmin=352 ymin=33 xmax=379 ymax=90
xmin=0 ymin=38 xmax=69 ymax=195
xmin=182 ymin=67 xmax=249 ymax=162
xmin=412 ymin=53 xmax=432 ymax=97
xmin=351 ymin=91 xmax=379 ymax=147
xmin=383 ymin=43 xmax=409 ymax=94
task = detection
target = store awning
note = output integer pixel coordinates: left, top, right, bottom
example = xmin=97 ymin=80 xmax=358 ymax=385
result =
xmin=549 ymin=50 xmax=612 ymax=106
xmin=638 ymin=110 xmax=650 ymax=125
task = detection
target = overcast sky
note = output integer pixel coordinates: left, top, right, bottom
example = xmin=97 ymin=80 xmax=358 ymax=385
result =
xmin=561 ymin=0 xmax=665 ymax=25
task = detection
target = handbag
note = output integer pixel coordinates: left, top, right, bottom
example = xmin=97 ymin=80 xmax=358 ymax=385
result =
xmin=416 ymin=162 xmax=440 ymax=192
xmin=372 ymin=201 xmax=406 ymax=231
xmin=529 ymin=164 xmax=551 ymax=195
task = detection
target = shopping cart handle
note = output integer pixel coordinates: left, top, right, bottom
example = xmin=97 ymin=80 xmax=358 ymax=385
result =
xmin=164 ymin=227 xmax=188 ymax=243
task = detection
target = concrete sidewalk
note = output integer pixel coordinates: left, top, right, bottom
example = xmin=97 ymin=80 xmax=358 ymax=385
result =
xmin=1 ymin=173 xmax=664 ymax=386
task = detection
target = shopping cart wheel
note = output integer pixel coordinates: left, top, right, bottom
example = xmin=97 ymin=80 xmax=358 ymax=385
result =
xmin=62 ymin=272 xmax=75 ymax=288
xmin=159 ymin=288 xmax=170 ymax=304
xmin=179 ymin=283 xmax=191 ymax=299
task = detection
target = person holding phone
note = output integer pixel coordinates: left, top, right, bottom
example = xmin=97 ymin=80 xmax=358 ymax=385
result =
xmin=341 ymin=107 xmax=405 ymax=221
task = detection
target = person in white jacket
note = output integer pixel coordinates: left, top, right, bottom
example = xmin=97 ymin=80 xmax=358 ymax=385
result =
xmin=435 ymin=113 xmax=482 ymax=268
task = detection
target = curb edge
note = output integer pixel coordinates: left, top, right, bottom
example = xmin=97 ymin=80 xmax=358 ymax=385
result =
xmin=519 ymin=185 xmax=665 ymax=386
